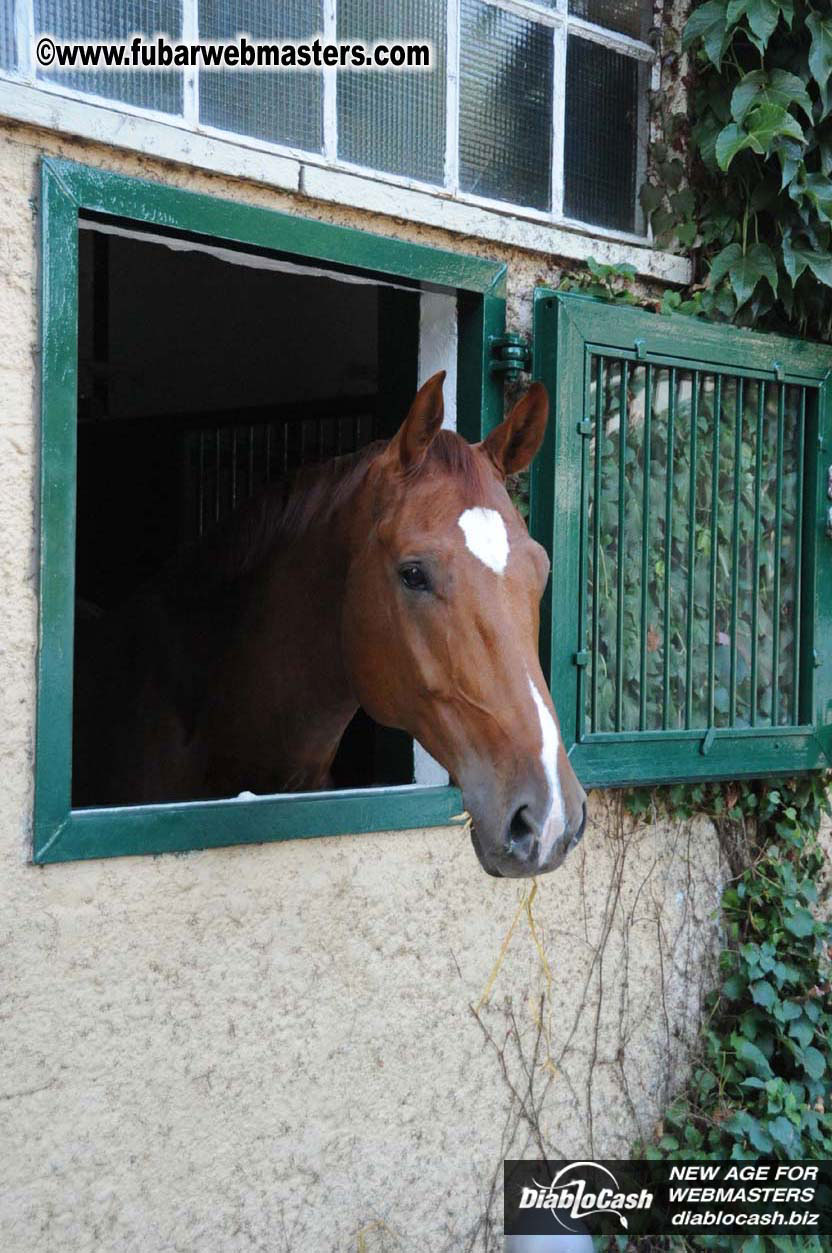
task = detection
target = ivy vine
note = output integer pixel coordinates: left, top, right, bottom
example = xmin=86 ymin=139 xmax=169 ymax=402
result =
xmin=644 ymin=0 xmax=832 ymax=338
xmin=618 ymin=775 xmax=832 ymax=1253
xmin=560 ymin=4 xmax=832 ymax=1226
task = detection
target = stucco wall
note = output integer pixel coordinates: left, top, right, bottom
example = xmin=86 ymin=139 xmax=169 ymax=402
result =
xmin=0 ymin=124 xmax=724 ymax=1252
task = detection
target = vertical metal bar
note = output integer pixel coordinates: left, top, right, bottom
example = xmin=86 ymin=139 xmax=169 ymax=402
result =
xmin=182 ymin=0 xmax=199 ymax=126
xmin=684 ymin=372 xmax=698 ymax=729
xmin=639 ymin=363 xmax=652 ymax=731
xmin=707 ymin=375 xmax=722 ymax=729
xmin=214 ymin=427 xmax=221 ymax=523
xmin=662 ymin=367 xmax=676 ymax=728
xmin=729 ymin=378 xmax=743 ymax=726
xmin=445 ymin=0 xmax=461 ymax=194
xmin=230 ymin=427 xmax=237 ymax=512
xmin=198 ymin=430 xmax=205 ymax=538
xmin=322 ymin=0 xmax=338 ymax=161
xmin=590 ymin=355 xmax=603 ymax=733
xmin=771 ymin=382 xmax=785 ymax=725
xmin=615 ymin=359 xmax=629 ymax=732
xmin=551 ymin=12 xmax=568 ymax=220
xmin=750 ymin=381 xmax=764 ymax=726
xmin=792 ymin=389 xmax=806 ymax=723
xmin=576 ymin=350 xmax=592 ymax=739
xmin=15 ymin=0 xmax=35 ymax=82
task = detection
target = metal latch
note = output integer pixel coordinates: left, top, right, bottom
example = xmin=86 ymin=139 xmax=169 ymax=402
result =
xmin=489 ymin=333 xmax=532 ymax=382
xmin=701 ymin=726 xmax=716 ymax=756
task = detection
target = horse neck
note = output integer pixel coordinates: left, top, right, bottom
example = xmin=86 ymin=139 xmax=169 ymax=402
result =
xmin=212 ymin=458 xmax=370 ymax=790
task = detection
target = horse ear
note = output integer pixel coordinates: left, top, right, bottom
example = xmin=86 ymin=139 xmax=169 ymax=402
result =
xmin=480 ymin=383 xmax=549 ymax=478
xmin=388 ymin=370 xmax=445 ymax=474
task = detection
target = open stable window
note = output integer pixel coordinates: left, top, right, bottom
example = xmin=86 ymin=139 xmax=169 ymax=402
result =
xmin=1 ymin=1 xmax=654 ymax=237
xmin=35 ymin=157 xmax=507 ymax=863
xmin=531 ymin=292 xmax=832 ymax=786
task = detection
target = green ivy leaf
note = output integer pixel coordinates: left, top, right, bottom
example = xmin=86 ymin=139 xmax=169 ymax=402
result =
xmin=715 ymin=122 xmax=763 ymax=170
xmin=683 ymin=0 xmax=730 ymax=67
xmin=731 ymin=68 xmax=814 ymax=125
xmin=801 ymin=1046 xmax=826 ymax=1079
xmin=710 ymin=242 xmax=743 ymax=286
xmin=782 ymin=234 xmax=832 ymax=286
xmin=747 ymin=1119 xmax=774 ymax=1152
xmin=744 ymin=102 xmax=806 ymax=155
xmin=789 ymin=1016 xmax=815 ymax=1049
xmin=671 ymin=187 xmax=697 ymax=216
xmin=734 ymin=0 xmax=782 ymax=49
xmin=768 ymin=1114 xmax=797 ymax=1149
xmin=640 ymin=182 xmax=664 ymax=213
xmin=807 ymin=12 xmax=832 ymax=93
xmin=783 ymin=907 xmax=815 ymax=937
xmin=729 ymin=243 xmax=779 ymax=304
xmin=799 ymin=173 xmax=832 ymax=222
xmin=750 ymin=979 xmax=777 ymax=1008
xmin=733 ymin=1034 xmax=773 ymax=1077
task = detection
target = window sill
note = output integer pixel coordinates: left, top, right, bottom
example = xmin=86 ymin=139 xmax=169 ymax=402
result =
xmin=0 ymin=77 xmax=692 ymax=286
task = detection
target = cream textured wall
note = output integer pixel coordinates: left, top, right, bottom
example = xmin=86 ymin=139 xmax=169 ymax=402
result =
xmin=0 ymin=124 xmax=724 ymax=1253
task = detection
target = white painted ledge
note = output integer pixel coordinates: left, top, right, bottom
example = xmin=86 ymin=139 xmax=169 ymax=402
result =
xmin=0 ymin=77 xmax=692 ymax=286
xmin=301 ymin=165 xmax=692 ymax=284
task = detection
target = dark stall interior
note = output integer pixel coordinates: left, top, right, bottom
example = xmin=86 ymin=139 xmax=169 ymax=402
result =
xmin=74 ymin=220 xmax=422 ymax=801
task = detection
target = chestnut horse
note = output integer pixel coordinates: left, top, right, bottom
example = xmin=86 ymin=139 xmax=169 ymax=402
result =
xmin=74 ymin=373 xmax=586 ymax=877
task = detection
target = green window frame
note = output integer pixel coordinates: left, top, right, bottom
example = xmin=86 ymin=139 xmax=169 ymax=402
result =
xmin=35 ymin=157 xmax=508 ymax=863
xmin=531 ymin=290 xmax=832 ymax=788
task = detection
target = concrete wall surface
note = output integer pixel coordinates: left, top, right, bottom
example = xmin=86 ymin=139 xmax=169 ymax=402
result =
xmin=0 ymin=125 xmax=724 ymax=1252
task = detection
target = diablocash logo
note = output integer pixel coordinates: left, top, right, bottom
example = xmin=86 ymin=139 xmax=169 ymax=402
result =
xmin=518 ymin=1161 xmax=654 ymax=1232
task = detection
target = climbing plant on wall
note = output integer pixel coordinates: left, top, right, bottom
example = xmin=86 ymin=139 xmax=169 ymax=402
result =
xmin=644 ymin=0 xmax=832 ymax=339
xmin=615 ymin=3 xmax=832 ymax=1245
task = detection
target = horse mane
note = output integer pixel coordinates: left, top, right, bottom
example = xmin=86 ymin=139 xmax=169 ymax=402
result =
xmin=165 ymin=428 xmax=491 ymax=605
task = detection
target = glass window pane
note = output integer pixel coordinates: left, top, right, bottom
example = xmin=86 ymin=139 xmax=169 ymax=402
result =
xmin=564 ymin=35 xmax=644 ymax=232
xmin=34 ymin=0 xmax=183 ymax=114
xmin=569 ymin=0 xmax=651 ymax=40
xmin=337 ymin=0 xmax=446 ymax=184
xmin=198 ymin=0 xmax=323 ymax=153
xmin=459 ymin=0 xmax=553 ymax=211
xmin=0 ymin=0 xmax=14 ymax=70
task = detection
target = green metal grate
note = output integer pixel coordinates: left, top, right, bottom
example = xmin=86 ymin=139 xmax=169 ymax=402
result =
xmin=583 ymin=362 xmax=807 ymax=737
xmin=531 ymin=290 xmax=832 ymax=787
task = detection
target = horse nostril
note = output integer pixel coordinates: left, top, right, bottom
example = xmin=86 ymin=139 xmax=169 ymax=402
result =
xmin=569 ymin=801 xmax=588 ymax=850
xmin=506 ymin=806 xmax=539 ymax=863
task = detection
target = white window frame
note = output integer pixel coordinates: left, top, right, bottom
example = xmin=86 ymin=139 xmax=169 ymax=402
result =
xmin=1 ymin=0 xmax=690 ymax=285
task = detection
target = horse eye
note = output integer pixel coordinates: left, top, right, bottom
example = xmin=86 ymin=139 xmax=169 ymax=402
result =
xmin=399 ymin=563 xmax=431 ymax=592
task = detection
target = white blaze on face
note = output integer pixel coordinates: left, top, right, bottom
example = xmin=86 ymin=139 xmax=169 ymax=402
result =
xmin=527 ymin=675 xmax=565 ymax=859
xmin=457 ymin=507 xmax=509 ymax=575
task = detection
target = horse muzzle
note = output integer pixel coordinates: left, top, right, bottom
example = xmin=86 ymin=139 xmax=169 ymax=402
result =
xmin=468 ymin=797 xmax=587 ymax=878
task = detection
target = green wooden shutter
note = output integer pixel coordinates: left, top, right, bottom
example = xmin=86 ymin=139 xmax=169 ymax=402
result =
xmin=531 ymin=290 xmax=832 ymax=787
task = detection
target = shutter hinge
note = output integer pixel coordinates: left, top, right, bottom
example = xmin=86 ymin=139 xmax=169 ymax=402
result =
xmin=701 ymin=726 xmax=717 ymax=755
xmin=815 ymin=651 xmax=823 ymax=669
xmin=574 ymin=650 xmax=590 ymax=667
xmin=489 ymin=333 xmax=532 ymax=382
xmin=577 ymin=419 xmax=593 ymax=436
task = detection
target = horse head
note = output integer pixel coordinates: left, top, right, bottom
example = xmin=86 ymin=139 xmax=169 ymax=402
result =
xmin=342 ymin=372 xmax=587 ymax=877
